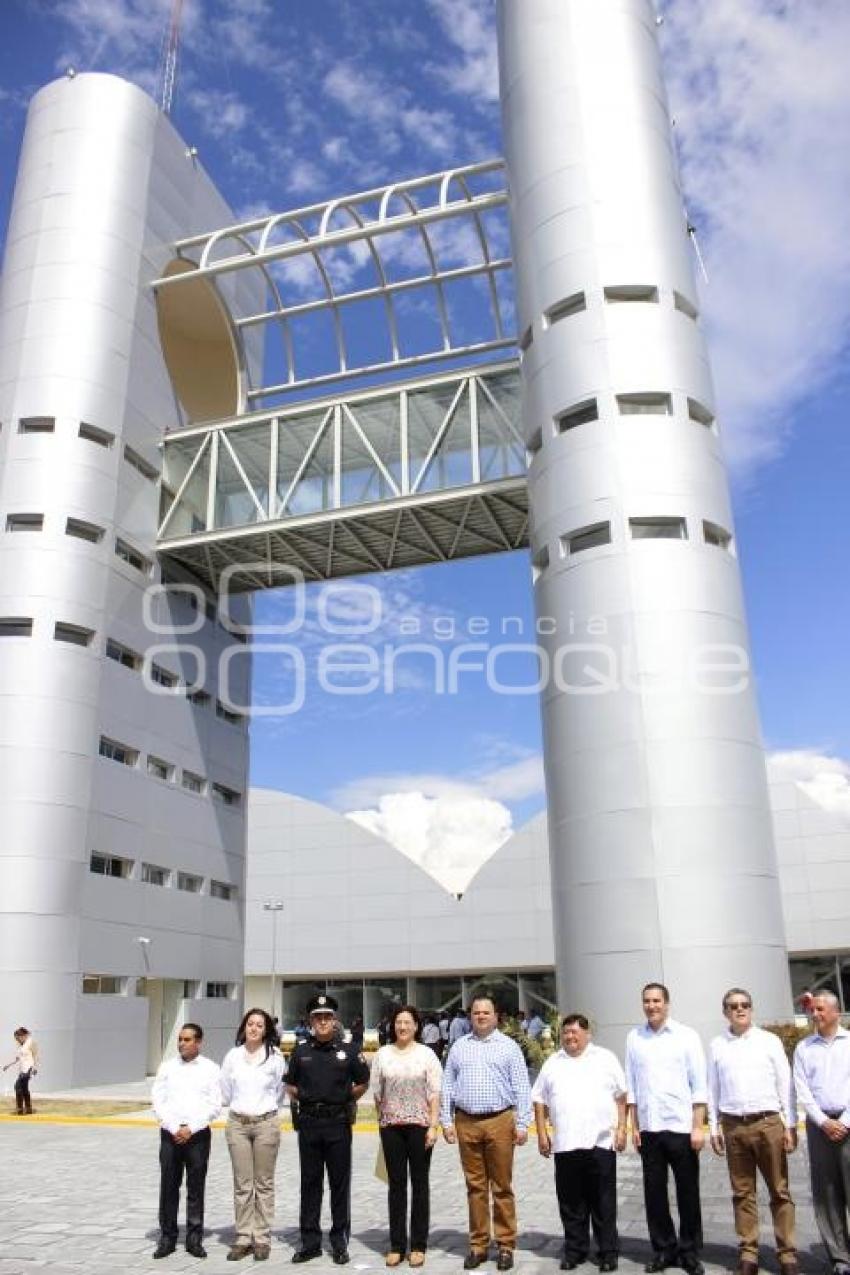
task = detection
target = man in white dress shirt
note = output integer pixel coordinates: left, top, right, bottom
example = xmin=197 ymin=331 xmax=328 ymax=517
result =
xmin=793 ymin=991 xmax=850 ymax=1275
xmin=708 ymin=987 xmax=798 ymax=1275
xmin=625 ymin=983 xmax=707 ymax=1275
xmin=151 ymin=1022 xmax=222 ymax=1260
xmin=533 ymin=1014 xmax=627 ymax=1273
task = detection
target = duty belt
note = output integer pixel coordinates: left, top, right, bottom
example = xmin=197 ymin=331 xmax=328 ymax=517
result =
xmin=299 ymin=1100 xmax=349 ymax=1119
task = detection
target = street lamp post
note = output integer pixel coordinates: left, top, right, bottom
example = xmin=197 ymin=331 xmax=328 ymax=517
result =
xmin=263 ymin=901 xmax=284 ymax=1020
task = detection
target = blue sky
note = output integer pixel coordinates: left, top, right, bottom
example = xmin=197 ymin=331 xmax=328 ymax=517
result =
xmin=1 ymin=0 xmax=849 ymax=886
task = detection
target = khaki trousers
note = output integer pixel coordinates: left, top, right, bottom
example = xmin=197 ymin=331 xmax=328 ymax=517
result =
xmin=225 ymin=1113 xmax=281 ymax=1246
xmin=722 ymin=1114 xmax=796 ymax=1263
xmin=455 ymin=1109 xmax=517 ymax=1252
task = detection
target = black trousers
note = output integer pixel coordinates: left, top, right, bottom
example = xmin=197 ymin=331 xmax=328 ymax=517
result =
xmin=554 ymin=1147 xmax=618 ymax=1262
xmin=14 ymin=1070 xmax=32 ymax=1113
xmin=159 ymin=1126 xmax=211 ymax=1245
xmin=380 ymin=1124 xmax=434 ymax=1253
xmin=639 ymin=1131 xmax=702 ymax=1261
xmin=298 ymin=1118 xmax=353 ymax=1250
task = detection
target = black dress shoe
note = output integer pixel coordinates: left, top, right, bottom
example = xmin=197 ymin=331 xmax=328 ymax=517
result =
xmin=497 ymin=1253 xmax=514 ymax=1272
xmin=681 ymin=1263 xmax=704 ymax=1275
xmin=464 ymin=1255 xmax=488 ymax=1271
xmin=599 ymin=1263 xmax=618 ymax=1273
xmin=332 ymin=1250 xmax=350 ymax=1266
xmin=292 ymin=1251 xmax=322 ymax=1265
xmin=153 ymin=1241 xmax=177 ymax=1259
xmin=560 ymin=1263 xmax=581 ymax=1272
xmin=187 ymin=1241 xmax=208 ymax=1259
xmin=645 ymin=1260 xmax=674 ymax=1273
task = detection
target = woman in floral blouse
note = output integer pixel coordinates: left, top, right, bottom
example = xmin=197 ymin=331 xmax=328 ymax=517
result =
xmin=371 ymin=1005 xmax=443 ymax=1267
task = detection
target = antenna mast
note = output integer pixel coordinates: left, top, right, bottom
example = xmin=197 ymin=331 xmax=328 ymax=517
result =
xmin=158 ymin=0 xmax=184 ymax=116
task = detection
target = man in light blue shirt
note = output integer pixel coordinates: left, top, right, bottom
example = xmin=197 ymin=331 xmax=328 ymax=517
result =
xmin=793 ymin=991 xmax=850 ymax=1275
xmin=625 ymin=983 xmax=707 ymax=1275
xmin=442 ymin=996 xmax=532 ymax=1272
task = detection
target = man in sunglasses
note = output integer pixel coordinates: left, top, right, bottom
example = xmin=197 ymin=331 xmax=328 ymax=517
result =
xmin=708 ymin=989 xmax=798 ymax=1275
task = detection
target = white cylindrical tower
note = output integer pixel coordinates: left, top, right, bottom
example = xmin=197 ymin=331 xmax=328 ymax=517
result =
xmin=498 ymin=0 xmax=791 ymax=1044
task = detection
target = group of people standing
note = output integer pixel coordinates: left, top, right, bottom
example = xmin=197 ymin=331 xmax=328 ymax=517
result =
xmin=149 ymin=985 xmax=850 ymax=1275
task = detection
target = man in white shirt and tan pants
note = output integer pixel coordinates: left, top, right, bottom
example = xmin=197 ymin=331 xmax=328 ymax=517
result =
xmin=532 ymin=1013 xmax=627 ymax=1272
xmin=793 ymin=991 xmax=850 ymax=1275
xmin=151 ymin=1022 xmax=222 ymax=1260
xmin=708 ymin=987 xmax=798 ymax=1275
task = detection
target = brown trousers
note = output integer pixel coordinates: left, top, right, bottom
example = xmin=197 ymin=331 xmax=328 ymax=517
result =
xmin=455 ymin=1109 xmax=518 ymax=1252
xmin=225 ymin=1113 xmax=281 ymax=1246
xmin=721 ymin=1114 xmax=796 ymax=1262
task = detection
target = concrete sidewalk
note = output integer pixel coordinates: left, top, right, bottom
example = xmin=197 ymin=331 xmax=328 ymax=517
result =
xmin=0 ymin=1120 xmax=825 ymax=1275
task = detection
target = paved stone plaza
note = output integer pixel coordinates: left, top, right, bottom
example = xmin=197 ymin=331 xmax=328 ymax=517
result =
xmin=0 ymin=1121 xmax=825 ymax=1275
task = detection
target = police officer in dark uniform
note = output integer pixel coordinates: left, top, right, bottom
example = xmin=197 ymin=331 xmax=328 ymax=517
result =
xmin=286 ymin=995 xmax=370 ymax=1265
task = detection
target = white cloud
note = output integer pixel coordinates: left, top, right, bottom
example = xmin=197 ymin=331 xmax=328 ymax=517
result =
xmin=331 ymin=749 xmax=545 ymax=812
xmin=347 ymin=791 xmax=512 ymax=895
xmin=185 ymin=88 xmax=251 ymax=139
xmin=767 ymin=749 xmax=850 ymax=819
xmin=426 ymin=0 xmax=498 ymax=106
xmin=659 ymin=0 xmax=850 ymax=474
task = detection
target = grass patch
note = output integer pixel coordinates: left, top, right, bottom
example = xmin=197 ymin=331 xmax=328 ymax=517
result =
xmin=5 ymin=1099 xmax=152 ymax=1118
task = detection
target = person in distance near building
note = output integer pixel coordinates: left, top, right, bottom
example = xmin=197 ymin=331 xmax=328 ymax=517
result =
xmin=708 ymin=987 xmax=798 ymax=1275
xmin=151 ymin=1022 xmax=222 ymax=1260
xmin=625 ymin=983 xmax=708 ymax=1275
xmin=286 ymin=994 xmax=370 ymax=1266
xmin=371 ymin=1005 xmax=443 ymax=1268
xmin=441 ymin=994 xmax=533 ymax=1272
xmin=793 ymin=990 xmax=850 ymax=1275
xmin=532 ymin=1013 xmax=627 ymax=1273
xmin=2 ymin=1026 xmax=39 ymax=1116
xmin=221 ymin=1008 xmax=285 ymax=1262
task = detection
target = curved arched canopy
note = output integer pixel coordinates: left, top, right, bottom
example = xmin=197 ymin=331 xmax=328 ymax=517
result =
xmin=156 ymin=258 xmax=243 ymax=423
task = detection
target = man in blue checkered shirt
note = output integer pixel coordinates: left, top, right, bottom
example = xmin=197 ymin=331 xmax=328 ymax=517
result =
xmin=441 ymin=996 xmax=533 ymax=1271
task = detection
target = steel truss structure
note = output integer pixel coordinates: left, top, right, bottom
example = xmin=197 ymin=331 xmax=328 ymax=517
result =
xmin=158 ymin=362 xmax=527 ymax=591
xmin=151 ymin=160 xmax=512 ymax=402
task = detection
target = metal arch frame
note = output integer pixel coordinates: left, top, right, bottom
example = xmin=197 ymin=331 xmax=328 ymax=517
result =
xmin=151 ymin=159 xmax=514 ymax=401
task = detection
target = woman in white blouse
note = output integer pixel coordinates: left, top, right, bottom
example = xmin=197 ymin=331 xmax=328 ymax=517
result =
xmin=372 ymin=1006 xmax=443 ymax=1268
xmin=220 ymin=1008 xmax=285 ymax=1262
xmin=2 ymin=1027 xmax=38 ymax=1115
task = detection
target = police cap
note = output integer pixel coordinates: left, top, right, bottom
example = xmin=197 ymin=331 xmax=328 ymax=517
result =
xmin=306 ymin=993 xmax=339 ymax=1016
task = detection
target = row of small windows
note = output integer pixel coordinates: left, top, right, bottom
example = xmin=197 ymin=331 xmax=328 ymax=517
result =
xmin=531 ymin=517 xmax=733 ymax=579
xmin=82 ymin=975 xmax=236 ymax=997
xmin=98 ymin=735 xmax=243 ymax=807
xmin=90 ymin=851 xmax=236 ymax=900
xmin=526 ymin=391 xmax=715 ymax=457
xmin=105 ymin=638 xmax=245 ymax=724
xmin=3 ymin=513 xmax=152 ymax=573
xmin=9 ymin=417 xmax=159 ymax=479
xmin=518 ymin=284 xmax=699 ymax=350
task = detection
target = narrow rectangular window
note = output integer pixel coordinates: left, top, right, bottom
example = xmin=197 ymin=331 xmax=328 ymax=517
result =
xmin=205 ymin=980 xmax=234 ymax=998
xmin=703 ymin=520 xmax=732 ymax=550
xmin=556 ymin=399 xmax=598 ymax=432
xmin=544 ymin=292 xmax=586 ymax=326
xmin=564 ymin=522 xmax=611 ymax=555
xmin=105 ymin=638 xmax=139 ymax=670
xmin=54 ymin=621 xmax=94 ymax=647
xmin=674 ymin=291 xmax=699 ymax=319
xmin=216 ymin=699 xmax=243 ymax=726
xmin=18 ymin=416 xmax=55 ymax=434
xmin=629 ymin=516 xmax=688 ymax=541
xmin=90 ymin=853 xmax=131 ymax=879
xmin=210 ymin=880 xmax=236 ymax=901
xmin=123 ymin=444 xmax=159 ymax=481
xmin=687 ymin=398 xmax=715 ymax=427
xmin=188 ymin=689 xmax=211 ymax=707
xmin=182 ymin=770 xmax=206 ymax=794
xmin=82 ymin=974 xmax=126 ymax=994
xmin=604 ymin=284 xmax=659 ymax=304
xmin=6 ymin=513 xmax=43 ymax=532
xmin=141 ymin=863 xmax=171 ymax=887
xmin=115 ymin=537 xmax=151 ymax=575
xmin=99 ymin=736 xmax=139 ymax=767
xmin=66 ymin=517 xmax=104 ymax=543
xmin=183 ymin=979 xmax=200 ymax=998
xmin=212 ymin=783 xmax=241 ymax=807
xmin=177 ymin=872 xmax=203 ymax=894
xmin=617 ymin=393 xmax=673 ymax=415
xmin=147 ymin=756 xmax=174 ymax=782
xmin=0 ymin=617 xmax=33 ymax=637
xmin=150 ymin=663 xmax=177 ymax=689
xmin=79 ymin=421 xmax=114 ymax=448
